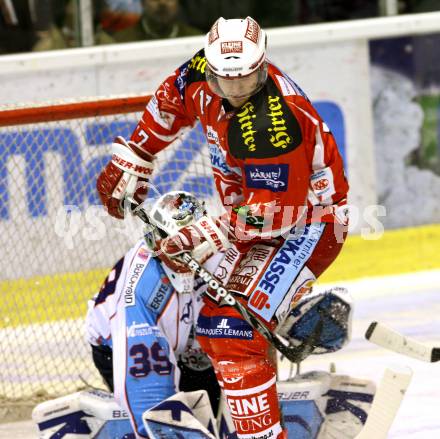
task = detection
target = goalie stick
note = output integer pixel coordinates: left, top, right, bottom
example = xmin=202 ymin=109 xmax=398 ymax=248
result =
xmin=179 ymin=251 xmax=323 ymax=364
xmin=365 ymin=321 xmax=440 ymax=363
xmin=354 ymin=366 xmax=412 ymax=439
xmin=129 ymin=202 xmax=320 ymax=364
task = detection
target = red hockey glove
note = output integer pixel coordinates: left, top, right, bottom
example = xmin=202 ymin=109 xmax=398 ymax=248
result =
xmin=96 ymin=136 xmax=155 ymax=219
xmin=157 ymin=216 xmax=230 ymax=272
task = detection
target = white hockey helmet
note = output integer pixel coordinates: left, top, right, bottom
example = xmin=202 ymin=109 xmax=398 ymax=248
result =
xmin=143 ymin=191 xmax=206 ymax=250
xmin=204 ymin=16 xmax=268 ymax=100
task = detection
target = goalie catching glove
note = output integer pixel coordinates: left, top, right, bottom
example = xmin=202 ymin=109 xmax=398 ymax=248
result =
xmin=277 ymin=287 xmax=353 ymax=355
xmin=97 ymin=136 xmax=155 ymax=219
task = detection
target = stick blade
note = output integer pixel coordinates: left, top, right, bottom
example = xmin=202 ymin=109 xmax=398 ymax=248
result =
xmin=355 ymin=366 xmax=412 ymax=439
xmin=365 ymin=321 xmax=434 ymax=362
xmin=431 ymin=348 xmax=440 ymax=363
xmin=365 ymin=321 xmax=378 ymax=341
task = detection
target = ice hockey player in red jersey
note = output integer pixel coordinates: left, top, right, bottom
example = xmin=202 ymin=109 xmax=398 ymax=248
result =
xmin=97 ymin=16 xmax=349 ymax=439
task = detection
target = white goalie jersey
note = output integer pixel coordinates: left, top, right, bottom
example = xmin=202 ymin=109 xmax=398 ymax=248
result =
xmin=85 ymin=238 xmax=220 ymax=437
xmin=86 ymin=238 xmax=215 ymax=367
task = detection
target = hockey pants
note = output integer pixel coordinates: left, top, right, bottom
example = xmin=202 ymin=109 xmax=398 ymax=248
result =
xmin=197 ymin=222 xmax=347 ymax=439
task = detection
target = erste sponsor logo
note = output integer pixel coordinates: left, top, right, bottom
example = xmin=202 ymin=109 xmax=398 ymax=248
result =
xmin=147 ymin=278 xmax=172 ymax=311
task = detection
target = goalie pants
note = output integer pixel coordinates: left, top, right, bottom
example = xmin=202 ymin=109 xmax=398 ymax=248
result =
xmin=197 ymin=222 xmax=347 ymax=439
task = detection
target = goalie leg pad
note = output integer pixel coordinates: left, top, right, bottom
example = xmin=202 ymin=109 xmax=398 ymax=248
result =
xmin=277 ymin=371 xmax=376 ymax=439
xmin=32 ymin=389 xmax=132 ymax=439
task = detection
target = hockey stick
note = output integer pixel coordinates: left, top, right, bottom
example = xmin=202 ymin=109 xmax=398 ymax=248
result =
xmin=179 ymin=251 xmax=322 ymax=364
xmin=354 ymin=366 xmax=412 ymax=439
xmin=129 ymin=202 xmax=320 ymax=364
xmin=365 ymin=321 xmax=440 ymax=363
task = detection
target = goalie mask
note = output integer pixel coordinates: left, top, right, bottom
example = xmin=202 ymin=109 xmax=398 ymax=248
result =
xmin=142 ymin=191 xmax=206 ymax=293
xmin=144 ymin=191 xmax=206 ymax=250
xmin=204 ymin=17 xmax=268 ymax=101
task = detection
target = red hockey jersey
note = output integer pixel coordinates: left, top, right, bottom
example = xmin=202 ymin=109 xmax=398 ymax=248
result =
xmin=130 ymin=49 xmax=348 ymax=245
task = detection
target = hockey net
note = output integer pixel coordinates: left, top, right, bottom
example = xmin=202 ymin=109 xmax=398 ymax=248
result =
xmin=0 ymin=95 xmax=217 ymax=420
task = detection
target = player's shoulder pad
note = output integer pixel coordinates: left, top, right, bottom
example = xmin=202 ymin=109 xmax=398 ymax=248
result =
xmin=268 ymin=63 xmax=311 ymax=102
xmin=268 ymin=64 xmax=322 ymax=126
xmin=174 ymin=49 xmax=208 ymax=100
